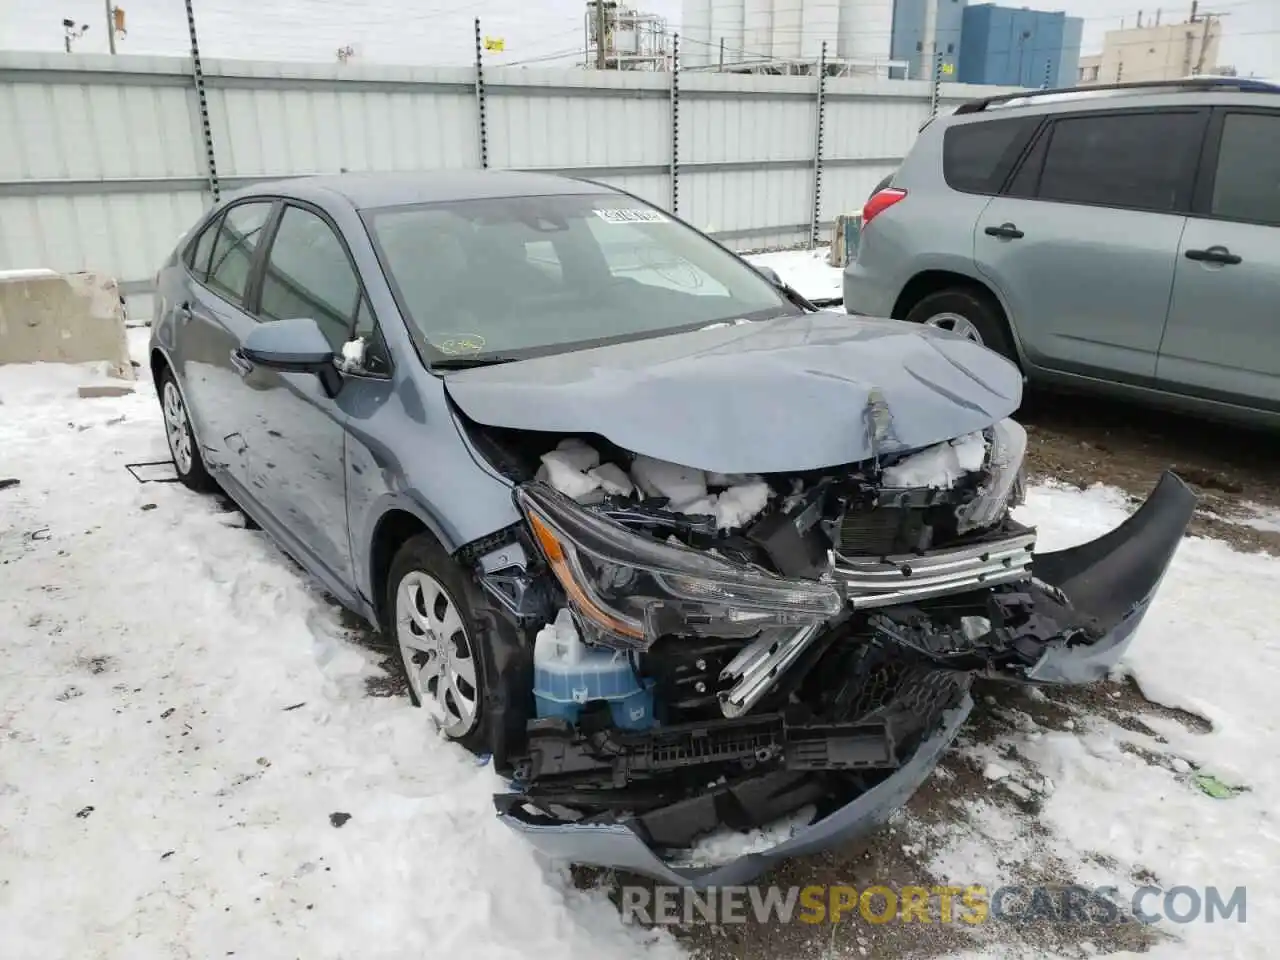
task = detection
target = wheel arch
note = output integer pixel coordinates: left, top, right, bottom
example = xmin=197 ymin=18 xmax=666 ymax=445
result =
xmin=891 ymin=269 xmax=1025 ymax=362
xmin=365 ymin=505 xmax=455 ymax=633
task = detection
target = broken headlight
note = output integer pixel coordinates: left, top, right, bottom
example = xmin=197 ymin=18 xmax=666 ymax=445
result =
xmin=516 ymin=483 xmax=843 ymax=650
xmin=956 ymin=418 xmax=1028 ymax=534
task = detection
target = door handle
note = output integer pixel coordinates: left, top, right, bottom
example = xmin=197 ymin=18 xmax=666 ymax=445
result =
xmin=984 ymin=223 xmax=1025 ymax=240
xmin=229 ymin=349 xmax=254 ymax=376
xmin=177 ymin=302 xmax=194 ymax=323
xmin=1185 ymin=246 xmax=1242 ymax=266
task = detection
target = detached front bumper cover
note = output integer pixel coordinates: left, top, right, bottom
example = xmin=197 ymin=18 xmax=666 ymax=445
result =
xmin=496 ymin=472 xmax=1195 ymax=886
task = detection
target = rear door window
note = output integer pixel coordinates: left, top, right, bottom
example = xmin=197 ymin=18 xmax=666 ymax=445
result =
xmin=206 ymin=202 xmax=273 ymax=307
xmin=1033 ymin=110 xmax=1204 ymax=213
xmin=1208 ymin=112 xmax=1280 ymax=226
xmin=942 ymin=116 xmax=1041 ymax=194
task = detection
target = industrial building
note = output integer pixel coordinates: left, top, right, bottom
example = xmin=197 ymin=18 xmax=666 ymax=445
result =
xmin=1077 ymin=7 xmax=1223 ymax=84
xmin=888 ymin=1 xmax=1082 ymax=86
xmin=890 ymin=0 xmax=965 ymax=81
xmin=956 ymin=4 xmax=1082 ymax=87
xmin=679 ymin=0 xmax=901 ymax=76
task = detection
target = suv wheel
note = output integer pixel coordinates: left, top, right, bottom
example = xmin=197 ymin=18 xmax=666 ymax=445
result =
xmin=905 ymin=288 xmax=1017 ymax=363
xmin=387 ymin=533 xmax=494 ymax=753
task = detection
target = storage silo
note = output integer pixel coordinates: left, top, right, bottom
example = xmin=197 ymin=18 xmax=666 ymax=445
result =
xmin=681 ymin=0 xmax=714 ymax=67
xmin=709 ymin=0 xmax=746 ymax=65
xmin=770 ymin=0 xmax=805 ymax=61
xmin=801 ymin=0 xmax=842 ymax=61
xmin=743 ymin=0 xmax=774 ymax=63
xmin=837 ymin=0 xmax=894 ymax=68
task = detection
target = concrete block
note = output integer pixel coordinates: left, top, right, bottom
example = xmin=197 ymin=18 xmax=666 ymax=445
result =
xmin=0 ymin=270 xmax=134 ymax=380
xmin=77 ymin=383 xmax=136 ymax=399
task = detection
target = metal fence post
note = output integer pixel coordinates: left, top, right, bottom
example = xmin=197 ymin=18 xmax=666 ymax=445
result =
xmin=669 ymin=33 xmax=680 ymax=215
xmin=474 ymin=18 xmax=489 ymax=169
xmin=809 ymin=41 xmax=828 ymax=250
xmin=184 ymin=0 xmax=219 ymax=203
xmin=930 ymin=51 xmax=943 ymax=117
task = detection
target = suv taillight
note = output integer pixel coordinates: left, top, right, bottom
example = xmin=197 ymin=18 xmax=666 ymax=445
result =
xmin=862 ymin=187 xmax=907 ymax=226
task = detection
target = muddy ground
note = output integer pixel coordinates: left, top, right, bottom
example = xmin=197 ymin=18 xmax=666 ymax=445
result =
xmin=1019 ymin=389 xmax=1280 ymax=554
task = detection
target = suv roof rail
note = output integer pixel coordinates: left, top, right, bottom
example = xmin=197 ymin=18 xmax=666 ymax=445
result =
xmin=954 ymin=77 xmax=1280 ymax=115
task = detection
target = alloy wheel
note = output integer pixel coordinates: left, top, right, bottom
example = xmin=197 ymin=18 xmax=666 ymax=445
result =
xmin=395 ymin=570 xmax=479 ymax=738
xmin=924 ymin=311 xmax=985 ymax=345
xmin=162 ymin=380 xmax=194 ymax=475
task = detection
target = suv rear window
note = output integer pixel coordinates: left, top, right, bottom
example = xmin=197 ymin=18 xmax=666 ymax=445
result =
xmin=942 ymin=117 xmax=1041 ymax=194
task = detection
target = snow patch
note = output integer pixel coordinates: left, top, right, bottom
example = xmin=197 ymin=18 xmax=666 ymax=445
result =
xmin=881 ymin=432 xmax=987 ymax=489
xmin=537 ymin=442 xmax=773 ymax=530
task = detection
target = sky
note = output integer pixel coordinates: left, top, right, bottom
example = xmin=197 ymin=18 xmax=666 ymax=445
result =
xmin=0 ymin=0 xmax=1276 ymax=76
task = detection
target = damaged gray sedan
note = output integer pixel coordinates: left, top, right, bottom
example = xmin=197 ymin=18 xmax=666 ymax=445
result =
xmin=148 ymin=171 xmax=1196 ymax=888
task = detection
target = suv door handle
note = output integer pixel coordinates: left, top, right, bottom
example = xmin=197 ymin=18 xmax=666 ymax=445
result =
xmin=1185 ymin=246 xmax=1242 ymax=266
xmin=984 ymin=223 xmax=1024 ymax=240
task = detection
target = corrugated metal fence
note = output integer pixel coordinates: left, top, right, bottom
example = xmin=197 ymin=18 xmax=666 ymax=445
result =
xmin=0 ymin=48 xmax=1009 ymax=316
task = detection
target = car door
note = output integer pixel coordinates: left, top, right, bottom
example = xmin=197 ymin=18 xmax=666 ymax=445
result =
xmin=176 ymin=200 xmax=276 ymax=475
xmin=1157 ymin=108 xmax=1280 ymax=409
xmin=974 ymin=107 xmax=1207 ymax=382
xmin=238 ymin=202 xmax=365 ymax=588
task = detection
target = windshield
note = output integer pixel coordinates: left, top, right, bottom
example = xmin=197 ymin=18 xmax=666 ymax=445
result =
xmin=363 ymin=192 xmax=795 ymax=365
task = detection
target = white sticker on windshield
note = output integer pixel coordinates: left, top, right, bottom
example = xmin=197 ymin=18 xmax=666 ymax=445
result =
xmin=593 ymin=208 xmax=669 ymax=224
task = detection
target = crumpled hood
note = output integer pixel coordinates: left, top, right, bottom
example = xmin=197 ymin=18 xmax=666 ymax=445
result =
xmin=443 ymin=312 xmax=1023 ymax=474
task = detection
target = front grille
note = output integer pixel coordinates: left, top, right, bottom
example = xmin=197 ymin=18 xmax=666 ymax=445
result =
xmin=831 ymin=528 xmax=1037 ymax=608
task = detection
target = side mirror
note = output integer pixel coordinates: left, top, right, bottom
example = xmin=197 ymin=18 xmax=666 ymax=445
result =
xmin=755 ymin=264 xmax=784 ymax=287
xmin=240 ymin=317 xmax=342 ymax=396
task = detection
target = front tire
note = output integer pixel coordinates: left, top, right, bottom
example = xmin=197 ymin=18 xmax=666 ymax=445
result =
xmin=159 ymin=368 xmax=216 ymax=492
xmin=387 ymin=533 xmax=493 ymax=753
xmin=904 ymin=288 xmax=1017 ymax=365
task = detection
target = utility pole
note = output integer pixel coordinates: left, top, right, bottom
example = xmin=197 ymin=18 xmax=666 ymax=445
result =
xmin=718 ymin=37 xmax=725 ymax=71
xmin=595 ymin=0 xmax=608 ymax=69
xmin=105 ymin=2 xmax=116 ymax=54
xmin=1193 ymin=14 xmax=1214 ymax=74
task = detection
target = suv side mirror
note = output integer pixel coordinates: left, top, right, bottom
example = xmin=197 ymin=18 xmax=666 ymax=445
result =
xmin=240 ymin=317 xmax=342 ymax=396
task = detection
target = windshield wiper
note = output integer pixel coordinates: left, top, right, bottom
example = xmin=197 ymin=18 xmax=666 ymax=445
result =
xmin=431 ymin=355 xmax=525 ymax=370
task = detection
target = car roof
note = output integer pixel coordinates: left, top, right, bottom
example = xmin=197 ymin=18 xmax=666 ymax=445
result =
xmin=230 ymin=169 xmax=616 ymax=210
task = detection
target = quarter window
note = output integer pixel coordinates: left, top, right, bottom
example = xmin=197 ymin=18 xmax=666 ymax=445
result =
xmin=1210 ymin=112 xmax=1280 ymax=227
xmin=186 ymin=216 xmax=220 ymax=281
xmin=943 ymin=117 xmax=1041 ymax=195
xmin=259 ymin=206 xmax=361 ymax=351
xmin=206 ymin=202 xmax=272 ymax=306
xmin=1034 ymin=111 xmax=1203 ymax=213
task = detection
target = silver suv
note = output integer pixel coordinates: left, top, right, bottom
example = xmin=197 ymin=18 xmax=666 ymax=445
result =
xmin=843 ymin=78 xmax=1280 ymax=428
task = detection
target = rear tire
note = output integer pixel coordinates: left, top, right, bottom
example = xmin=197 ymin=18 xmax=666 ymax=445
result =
xmin=904 ymin=287 xmax=1018 ymax=365
xmin=158 ymin=368 xmax=216 ymax=493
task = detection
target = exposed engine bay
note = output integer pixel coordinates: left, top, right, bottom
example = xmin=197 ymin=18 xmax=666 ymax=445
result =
xmin=453 ymin=413 xmax=1194 ymax=874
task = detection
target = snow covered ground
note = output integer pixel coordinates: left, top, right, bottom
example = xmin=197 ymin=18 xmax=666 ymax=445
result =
xmin=0 ymin=334 xmax=679 ymax=960
xmin=745 ymin=247 xmax=845 ymax=305
xmin=1 ymin=321 xmax=1276 ymax=959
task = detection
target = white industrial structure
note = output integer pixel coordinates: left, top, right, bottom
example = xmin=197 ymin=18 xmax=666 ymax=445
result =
xmin=681 ymin=0 xmax=899 ymax=76
xmin=584 ymin=2 xmax=671 ymax=70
